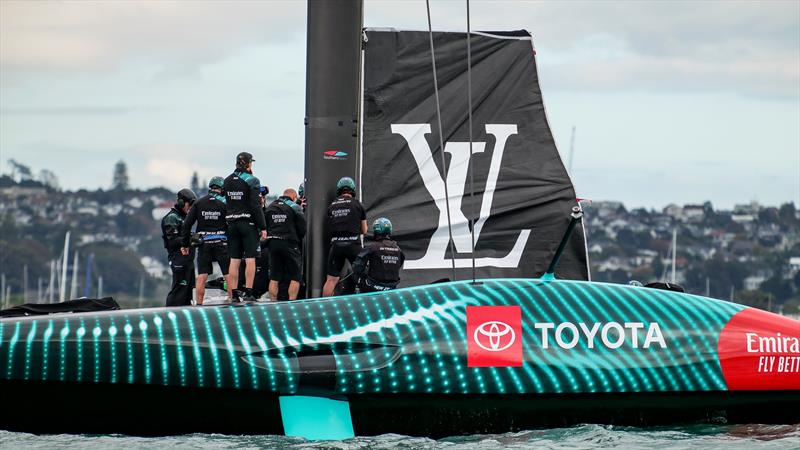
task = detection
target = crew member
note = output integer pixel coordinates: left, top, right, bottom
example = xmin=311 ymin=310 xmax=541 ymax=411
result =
xmin=354 ymin=218 xmax=405 ymax=293
xmin=250 ymin=185 xmax=271 ymax=299
xmin=223 ymin=152 xmax=267 ymax=302
xmin=265 ymin=188 xmax=306 ymax=300
xmin=161 ymin=188 xmax=197 ymax=307
xmin=297 ymin=182 xmax=307 ymax=212
xmin=322 ymin=177 xmax=367 ymax=297
xmin=181 ymin=177 xmax=230 ymax=305
xmin=296 ymin=181 xmax=307 ymax=299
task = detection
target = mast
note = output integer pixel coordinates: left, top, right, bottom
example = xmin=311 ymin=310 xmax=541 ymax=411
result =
xmin=568 ymin=126 xmax=576 ymax=174
xmin=671 ymin=228 xmax=677 ymax=284
xmin=48 ymin=259 xmax=56 ymax=303
xmin=83 ymin=253 xmax=94 ymax=298
xmin=59 ymin=231 xmax=70 ymax=301
xmin=304 ymin=0 xmax=364 ymax=298
xmin=23 ymin=264 xmax=28 ymax=302
xmin=138 ymin=276 xmax=144 ymax=308
xmin=69 ymin=250 xmax=79 ymax=300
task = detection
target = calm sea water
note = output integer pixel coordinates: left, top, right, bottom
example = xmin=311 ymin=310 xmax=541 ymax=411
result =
xmin=2 ymin=424 xmax=798 ymax=449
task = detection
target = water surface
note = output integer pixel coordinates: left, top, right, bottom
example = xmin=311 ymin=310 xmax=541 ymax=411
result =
xmin=2 ymin=424 xmax=799 ymax=449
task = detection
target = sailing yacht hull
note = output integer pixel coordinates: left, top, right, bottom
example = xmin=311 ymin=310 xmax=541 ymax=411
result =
xmin=1 ymin=279 xmax=798 ymax=436
xmin=1 ymin=381 xmax=798 ymax=436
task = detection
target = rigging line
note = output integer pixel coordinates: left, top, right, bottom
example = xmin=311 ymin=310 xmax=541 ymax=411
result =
xmin=426 ymin=0 xmax=457 ymax=282
xmin=466 ymin=0 xmax=476 ymax=284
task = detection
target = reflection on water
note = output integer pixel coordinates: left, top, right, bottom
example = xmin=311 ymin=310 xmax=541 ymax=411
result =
xmin=2 ymin=424 xmax=799 ymax=449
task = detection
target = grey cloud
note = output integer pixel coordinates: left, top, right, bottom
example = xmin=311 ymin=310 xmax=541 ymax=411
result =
xmin=365 ymin=0 xmax=800 ymax=99
xmin=3 ymin=0 xmax=796 ymax=97
xmin=0 ymin=1 xmax=305 ymax=73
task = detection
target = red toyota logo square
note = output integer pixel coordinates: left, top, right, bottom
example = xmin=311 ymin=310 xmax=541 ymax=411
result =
xmin=467 ymin=306 xmax=523 ymax=367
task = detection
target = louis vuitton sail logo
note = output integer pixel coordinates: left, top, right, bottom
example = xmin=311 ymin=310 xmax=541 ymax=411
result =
xmin=391 ymin=124 xmax=531 ymax=269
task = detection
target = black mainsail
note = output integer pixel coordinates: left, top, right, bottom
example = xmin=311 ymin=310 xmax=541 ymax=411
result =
xmin=360 ymin=29 xmax=588 ymax=286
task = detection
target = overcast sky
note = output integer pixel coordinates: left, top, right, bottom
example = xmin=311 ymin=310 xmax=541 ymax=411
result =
xmin=1 ymin=0 xmax=798 ymax=209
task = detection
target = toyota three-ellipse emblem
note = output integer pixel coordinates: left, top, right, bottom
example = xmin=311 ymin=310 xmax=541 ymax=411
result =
xmin=473 ymin=320 xmax=516 ymax=352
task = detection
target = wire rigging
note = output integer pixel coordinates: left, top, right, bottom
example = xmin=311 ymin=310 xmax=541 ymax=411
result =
xmin=425 ymin=0 xmax=458 ymax=281
xmin=466 ymin=0 xmax=477 ymax=284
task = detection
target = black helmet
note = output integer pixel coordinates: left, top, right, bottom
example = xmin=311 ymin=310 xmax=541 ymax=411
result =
xmin=236 ymin=152 xmax=254 ymax=169
xmin=177 ymin=188 xmax=197 ymax=209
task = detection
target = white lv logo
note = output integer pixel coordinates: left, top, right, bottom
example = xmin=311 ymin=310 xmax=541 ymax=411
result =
xmin=391 ymin=123 xmax=531 ymax=269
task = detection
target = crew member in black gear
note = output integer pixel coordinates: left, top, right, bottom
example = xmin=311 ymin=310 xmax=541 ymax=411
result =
xmin=322 ymin=177 xmax=367 ymax=297
xmin=249 ymin=185 xmax=271 ymax=299
xmin=223 ymin=152 xmax=267 ymax=302
xmin=265 ymin=188 xmax=306 ymax=300
xmin=181 ymin=176 xmax=230 ymax=305
xmin=296 ymin=181 xmax=307 ymax=299
xmin=161 ymin=188 xmax=197 ymax=307
xmin=354 ymin=218 xmax=405 ymax=293
xmin=298 ymin=182 xmax=307 ymax=212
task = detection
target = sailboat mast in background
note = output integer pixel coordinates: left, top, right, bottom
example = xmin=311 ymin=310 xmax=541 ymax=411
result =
xmin=59 ymin=231 xmax=70 ymax=301
xmin=672 ymin=228 xmax=677 ymax=284
xmin=568 ymin=126 xmax=576 ymax=174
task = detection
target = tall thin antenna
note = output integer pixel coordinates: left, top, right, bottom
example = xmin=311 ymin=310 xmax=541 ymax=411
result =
xmin=568 ymin=126 xmax=576 ymax=174
xmin=466 ymin=0 xmax=476 ymax=283
xmin=426 ymin=0 xmax=457 ymax=281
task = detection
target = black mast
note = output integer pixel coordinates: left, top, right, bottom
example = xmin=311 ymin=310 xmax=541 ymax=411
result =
xmin=304 ymin=0 xmax=364 ymax=298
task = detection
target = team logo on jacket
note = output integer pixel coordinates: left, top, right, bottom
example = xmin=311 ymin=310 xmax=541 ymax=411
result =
xmin=467 ymin=306 xmax=523 ymax=367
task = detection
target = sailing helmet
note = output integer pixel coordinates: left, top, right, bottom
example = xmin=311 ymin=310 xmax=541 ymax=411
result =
xmin=208 ymin=176 xmax=224 ymax=189
xmin=236 ymin=151 xmax=255 ymax=170
xmin=336 ymin=177 xmax=356 ymax=195
xmin=177 ymin=188 xmax=197 ymax=209
xmin=373 ymin=217 xmax=393 ymax=237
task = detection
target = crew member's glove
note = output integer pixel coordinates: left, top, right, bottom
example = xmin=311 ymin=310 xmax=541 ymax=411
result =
xmin=190 ymin=233 xmax=204 ymax=248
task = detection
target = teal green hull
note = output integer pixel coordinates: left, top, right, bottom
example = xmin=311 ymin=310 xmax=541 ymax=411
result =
xmin=1 ymin=279 xmax=798 ymax=435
